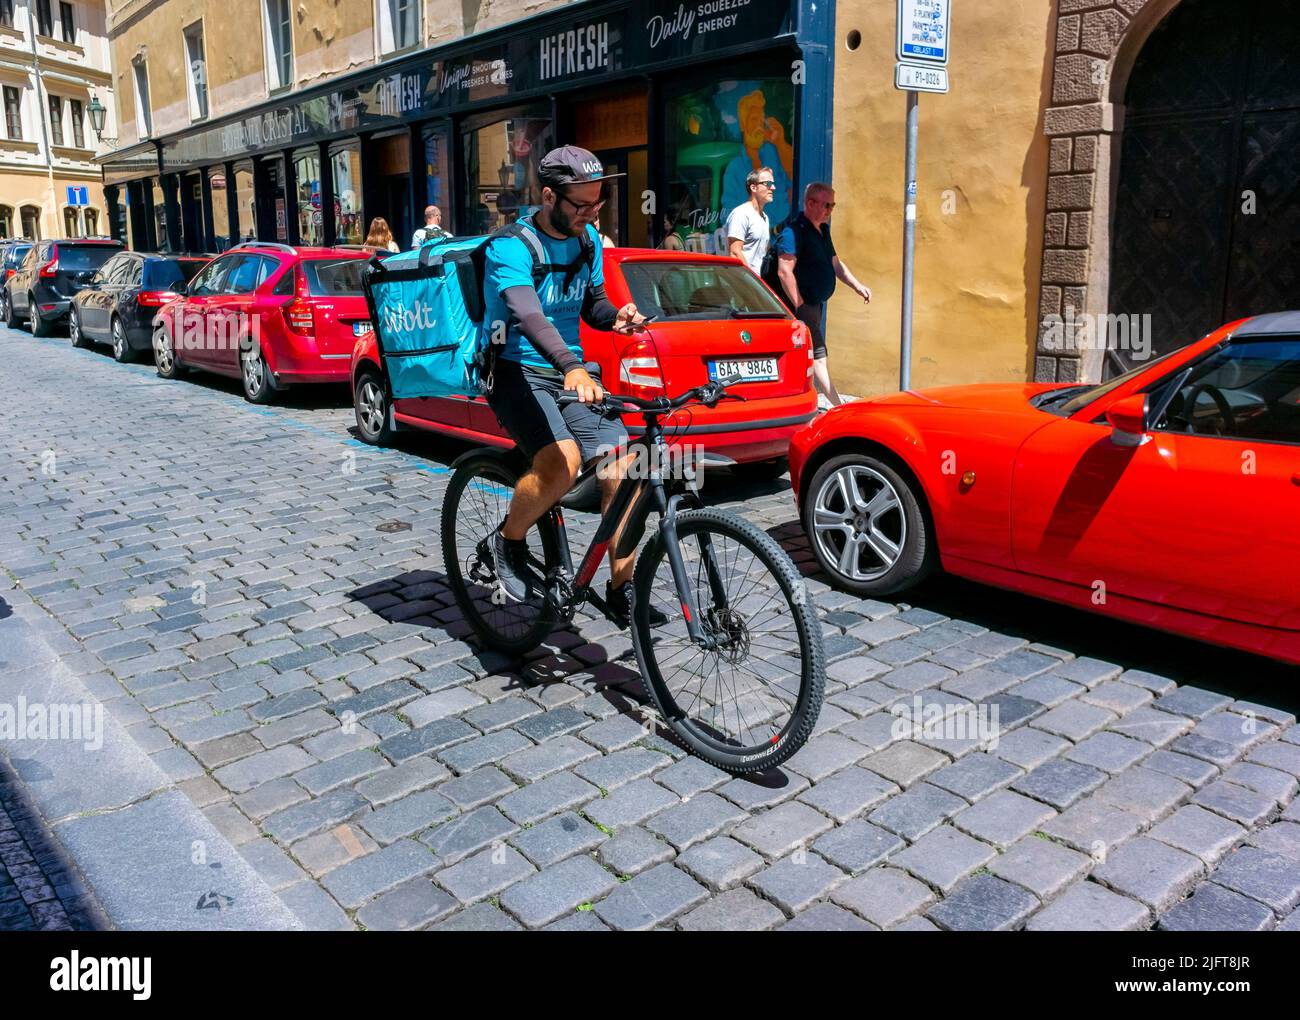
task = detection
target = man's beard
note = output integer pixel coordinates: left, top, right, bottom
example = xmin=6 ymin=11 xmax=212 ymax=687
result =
xmin=550 ymin=202 xmax=581 ymax=237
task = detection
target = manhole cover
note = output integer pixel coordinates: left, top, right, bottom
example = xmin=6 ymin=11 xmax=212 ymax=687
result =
xmin=376 ymin=521 xmax=412 ymax=534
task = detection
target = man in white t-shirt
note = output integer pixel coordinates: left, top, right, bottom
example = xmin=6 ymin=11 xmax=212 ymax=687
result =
xmin=724 ymin=167 xmax=774 ymax=274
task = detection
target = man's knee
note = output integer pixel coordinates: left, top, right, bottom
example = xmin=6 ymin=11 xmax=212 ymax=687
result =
xmin=533 ymin=442 xmax=582 ymax=495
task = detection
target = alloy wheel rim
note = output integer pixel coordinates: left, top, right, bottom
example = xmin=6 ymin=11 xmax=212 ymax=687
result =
xmin=359 ymin=380 xmax=385 ymax=435
xmin=243 ymin=353 xmax=263 ymax=394
xmin=812 ymin=464 xmax=906 ymax=582
xmin=156 ymin=332 xmax=173 ymax=372
xmin=113 ymin=321 xmax=124 ymax=358
xmin=70 ymin=312 xmax=79 ymax=343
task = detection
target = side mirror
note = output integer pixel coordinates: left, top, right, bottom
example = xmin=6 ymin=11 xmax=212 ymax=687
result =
xmin=1105 ymin=392 xmax=1151 ymax=447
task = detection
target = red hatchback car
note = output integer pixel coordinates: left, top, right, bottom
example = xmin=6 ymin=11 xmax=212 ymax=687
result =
xmin=153 ymin=241 xmax=374 ymax=402
xmin=789 ymin=312 xmax=1300 ymax=665
xmin=350 ymin=249 xmax=816 ymax=484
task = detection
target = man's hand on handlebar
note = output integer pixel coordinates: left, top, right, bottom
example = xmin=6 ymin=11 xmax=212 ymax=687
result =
xmin=563 ymin=366 xmax=604 ymax=404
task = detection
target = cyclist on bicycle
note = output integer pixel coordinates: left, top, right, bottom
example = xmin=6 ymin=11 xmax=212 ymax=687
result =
xmin=484 ymin=145 xmax=650 ymax=624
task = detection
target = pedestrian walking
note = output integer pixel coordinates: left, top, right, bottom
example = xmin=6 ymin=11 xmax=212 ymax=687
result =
xmin=365 ymin=217 xmax=400 ymax=253
xmin=410 ymin=206 xmax=451 ymax=248
xmin=724 ymin=166 xmax=774 ymax=274
xmin=775 ymin=182 xmax=872 ymax=408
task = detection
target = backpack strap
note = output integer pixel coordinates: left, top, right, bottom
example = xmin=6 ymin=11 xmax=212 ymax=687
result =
xmin=495 ymin=217 xmax=596 ymax=294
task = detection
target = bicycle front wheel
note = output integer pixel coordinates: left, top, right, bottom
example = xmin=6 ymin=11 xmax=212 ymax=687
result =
xmin=441 ymin=451 xmax=561 ymax=657
xmin=631 ymin=507 xmax=825 ymax=774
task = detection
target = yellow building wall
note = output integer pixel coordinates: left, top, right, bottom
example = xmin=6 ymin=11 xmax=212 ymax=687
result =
xmin=829 ymin=0 xmax=1053 ymax=396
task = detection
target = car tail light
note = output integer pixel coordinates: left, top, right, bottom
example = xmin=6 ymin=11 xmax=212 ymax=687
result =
xmin=39 ymin=257 xmax=59 ymax=278
xmin=619 ymin=341 xmax=665 ymax=400
xmin=284 ymin=268 xmax=315 ymax=336
xmin=137 ymin=290 xmax=180 ymax=307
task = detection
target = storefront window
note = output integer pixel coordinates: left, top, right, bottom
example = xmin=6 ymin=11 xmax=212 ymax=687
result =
xmin=462 ymin=107 xmax=552 ymax=235
xmin=423 ymin=123 xmax=452 ymax=233
xmin=152 ymin=178 xmax=168 ymax=250
xmin=262 ymin=156 xmax=287 ymax=241
xmin=233 ymin=162 xmax=255 ymax=242
xmin=294 ymin=148 xmax=323 ymax=246
xmin=208 ymin=167 xmax=231 ymax=250
xmin=331 ymin=144 xmax=363 ymax=244
xmin=664 ymin=78 xmax=796 ymax=252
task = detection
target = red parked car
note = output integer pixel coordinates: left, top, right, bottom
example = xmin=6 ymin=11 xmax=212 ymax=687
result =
xmin=350 ymin=249 xmax=817 ymax=488
xmin=789 ymin=312 xmax=1300 ymax=665
xmin=153 ymin=241 xmax=375 ymax=402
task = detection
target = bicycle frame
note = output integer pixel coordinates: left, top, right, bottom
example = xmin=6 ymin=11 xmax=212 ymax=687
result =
xmin=543 ymin=410 xmax=729 ymax=649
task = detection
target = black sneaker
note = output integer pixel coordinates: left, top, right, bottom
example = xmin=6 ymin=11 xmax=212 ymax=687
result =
xmin=606 ymin=581 xmax=669 ymax=630
xmin=493 ymin=527 xmax=541 ymax=602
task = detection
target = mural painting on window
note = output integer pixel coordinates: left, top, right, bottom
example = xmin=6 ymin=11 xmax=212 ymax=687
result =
xmin=665 ymin=79 xmax=795 ymax=254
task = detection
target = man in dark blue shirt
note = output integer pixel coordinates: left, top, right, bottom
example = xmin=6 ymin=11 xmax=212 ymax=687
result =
xmin=776 ymin=182 xmax=872 ymax=407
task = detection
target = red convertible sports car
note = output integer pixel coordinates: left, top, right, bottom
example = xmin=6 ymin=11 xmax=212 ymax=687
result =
xmin=788 ymin=312 xmax=1300 ymax=665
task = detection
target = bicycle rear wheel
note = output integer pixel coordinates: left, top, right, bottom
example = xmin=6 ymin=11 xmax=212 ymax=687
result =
xmin=441 ymin=451 xmax=562 ymax=656
xmin=631 ymin=507 xmax=824 ymax=774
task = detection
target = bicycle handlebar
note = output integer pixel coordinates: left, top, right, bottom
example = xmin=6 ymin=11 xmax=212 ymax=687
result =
xmin=556 ymin=380 xmax=738 ymax=415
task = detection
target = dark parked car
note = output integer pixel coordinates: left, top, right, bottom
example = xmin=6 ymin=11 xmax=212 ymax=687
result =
xmin=70 ymin=251 xmax=210 ymax=362
xmin=0 ymin=240 xmax=33 ymax=319
xmin=3 ymin=238 xmax=124 ymax=336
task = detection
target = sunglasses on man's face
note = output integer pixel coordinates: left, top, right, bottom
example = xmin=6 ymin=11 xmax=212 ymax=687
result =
xmin=753 ymin=180 xmax=776 ymax=189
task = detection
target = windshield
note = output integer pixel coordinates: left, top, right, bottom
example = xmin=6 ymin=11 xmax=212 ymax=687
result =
xmin=302 ymin=257 xmax=367 ymax=296
xmin=1055 ymin=348 xmax=1183 ymax=415
xmin=55 ymin=245 xmax=121 ymax=271
xmin=619 ymin=261 xmax=789 ymax=322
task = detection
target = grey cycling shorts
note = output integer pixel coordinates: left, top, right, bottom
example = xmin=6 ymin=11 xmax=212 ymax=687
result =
xmin=488 ymin=357 xmax=628 ymax=464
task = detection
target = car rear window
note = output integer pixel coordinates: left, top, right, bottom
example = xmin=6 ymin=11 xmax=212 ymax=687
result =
xmin=55 ymin=244 xmax=121 ymax=271
xmin=5 ymin=245 xmax=31 ymax=266
xmin=144 ymin=259 xmax=207 ymax=289
xmin=619 ymin=261 xmax=789 ymax=321
xmin=302 ymin=257 xmax=367 ymax=296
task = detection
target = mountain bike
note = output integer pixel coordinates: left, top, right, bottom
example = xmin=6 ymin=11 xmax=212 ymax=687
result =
xmin=440 ymin=380 xmax=825 ymax=774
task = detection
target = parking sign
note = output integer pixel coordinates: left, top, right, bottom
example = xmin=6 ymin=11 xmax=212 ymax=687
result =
xmin=897 ymin=0 xmax=950 ymax=65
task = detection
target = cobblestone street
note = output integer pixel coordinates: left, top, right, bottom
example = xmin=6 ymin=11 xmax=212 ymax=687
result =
xmin=2 ymin=326 xmax=1299 ymax=931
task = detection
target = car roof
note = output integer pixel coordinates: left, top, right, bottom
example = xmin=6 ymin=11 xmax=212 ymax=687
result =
xmin=54 ymin=238 xmax=123 ymax=246
xmin=1234 ymin=311 xmax=1300 ymax=337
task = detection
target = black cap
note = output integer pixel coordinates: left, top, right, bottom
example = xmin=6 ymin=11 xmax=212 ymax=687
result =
xmin=537 ymin=145 xmax=627 ymax=189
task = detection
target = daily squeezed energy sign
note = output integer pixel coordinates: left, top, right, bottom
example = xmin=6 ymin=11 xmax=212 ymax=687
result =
xmin=896 ymin=0 xmax=950 ymax=65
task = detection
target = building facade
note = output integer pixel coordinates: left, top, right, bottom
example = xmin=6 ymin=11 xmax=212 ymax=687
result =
xmin=98 ymin=0 xmax=1299 ymax=394
xmin=0 ymin=0 xmax=116 ymax=240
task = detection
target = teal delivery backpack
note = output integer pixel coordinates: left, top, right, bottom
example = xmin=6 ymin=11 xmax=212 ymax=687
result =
xmin=361 ymin=219 xmax=594 ymax=400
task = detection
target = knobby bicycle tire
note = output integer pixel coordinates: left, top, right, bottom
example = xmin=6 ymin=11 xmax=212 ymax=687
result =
xmin=630 ymin=507 xmax=825 ymax=774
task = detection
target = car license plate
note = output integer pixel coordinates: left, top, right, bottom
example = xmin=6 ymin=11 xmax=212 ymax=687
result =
xmin=352 ymin=321 xmax=373 ymax=337
xmin=708 ymin=357 xmax=778 ymax=383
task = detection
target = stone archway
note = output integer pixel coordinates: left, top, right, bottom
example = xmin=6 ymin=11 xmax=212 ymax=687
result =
xmin=1035 ymin=0 xmax=1183 ymax=383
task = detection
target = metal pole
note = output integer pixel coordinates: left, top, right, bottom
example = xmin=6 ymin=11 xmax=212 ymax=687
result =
xmin=900 ymin=89 xmax=919 ymax=391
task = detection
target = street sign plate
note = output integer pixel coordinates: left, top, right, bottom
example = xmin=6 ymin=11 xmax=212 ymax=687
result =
xmin=895 ymin=62 xmax=950 ymax=94
xmin=65 ymin=185 xmax=89 ymax=206
xmin=897 ymin=0 xmax=950 ymax=65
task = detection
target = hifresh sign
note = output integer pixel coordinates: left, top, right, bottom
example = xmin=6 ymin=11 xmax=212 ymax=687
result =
xmin=539 ymin=21 xmax=612 ymax=81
